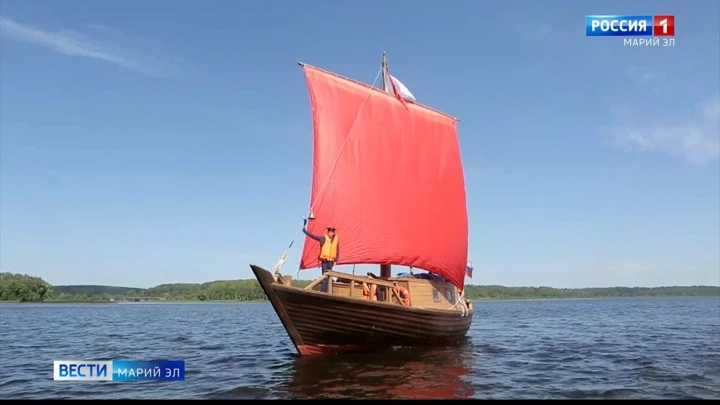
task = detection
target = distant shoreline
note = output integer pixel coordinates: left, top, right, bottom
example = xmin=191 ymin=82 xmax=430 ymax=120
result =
xmin=2 ymin=272 xmax=718 ymax=304
xmin=2 ymin=295 xmax=717 ymax=305
xmin=1 ymin=299 xmax=269 ymax=304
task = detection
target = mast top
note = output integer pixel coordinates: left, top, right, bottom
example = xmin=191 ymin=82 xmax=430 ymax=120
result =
xmin=381 ymin=52 xmax=388 ymax=91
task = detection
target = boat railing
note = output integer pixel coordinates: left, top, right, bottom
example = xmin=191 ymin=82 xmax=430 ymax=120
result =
xmin=304 ymin=270 xmax=407 ymax=306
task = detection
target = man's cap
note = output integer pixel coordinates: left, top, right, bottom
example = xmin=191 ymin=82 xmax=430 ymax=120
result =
xmin=327 ymin=227 xmax=336 ymax=231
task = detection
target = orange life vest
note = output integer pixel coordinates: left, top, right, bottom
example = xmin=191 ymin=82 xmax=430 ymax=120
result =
xmin=319 ymin=234 xmax=339 ymax=262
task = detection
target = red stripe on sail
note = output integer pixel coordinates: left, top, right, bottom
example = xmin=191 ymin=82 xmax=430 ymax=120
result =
xmin=298 ymin=65 xmax=469 ymax=289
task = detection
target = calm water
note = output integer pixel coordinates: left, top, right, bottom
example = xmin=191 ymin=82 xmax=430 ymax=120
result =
xmin=0 ymin=296 xmax=718 ymax=399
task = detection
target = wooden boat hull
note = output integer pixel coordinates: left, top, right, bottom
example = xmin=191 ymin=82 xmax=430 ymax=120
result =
xmin=251 ymin=264 xmax=474 ymax=356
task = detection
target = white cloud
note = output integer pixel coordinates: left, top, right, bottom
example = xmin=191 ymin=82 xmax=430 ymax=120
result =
xmin=0 ymin=17 xmax=183 ymax=78
xmin=702 ymin=97 xmax=720 ymax=121
xmin=625 ymin=65 xmax=663 ymax=85
xmin=611 ymin=96 xmax=720 ymax=166
xmin=493 ymin=11 xmax=552 ymax=41
xmin=208 ymin=252 xmax=274 ymax=261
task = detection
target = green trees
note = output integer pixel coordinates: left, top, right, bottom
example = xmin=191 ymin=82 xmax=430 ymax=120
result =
xmin=0 ymin=272 xmax=54 ymax=302
xmin=1 ymin=270 xmax=717 ymax=303
xmin=462 ymin=285 xmax=720 ymax=300
xmin=51 ymin=279 xmax=312 ymax=302
xmin=47 ymin=281 xmax=720 ymax=302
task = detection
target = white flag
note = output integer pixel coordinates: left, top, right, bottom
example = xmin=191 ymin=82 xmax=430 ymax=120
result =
xmin=383 ymin=73 xmax=416 ymax=102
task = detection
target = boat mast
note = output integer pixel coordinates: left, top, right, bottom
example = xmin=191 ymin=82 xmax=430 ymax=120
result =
xmin=380 ymin=51 xmax=388 ymax=92
xmin=379 ymin=51 xmax=392 ymax=280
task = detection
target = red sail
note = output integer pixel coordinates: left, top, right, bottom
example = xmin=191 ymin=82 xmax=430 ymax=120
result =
xmin=298 ymin=65 xmax=469 ymax=289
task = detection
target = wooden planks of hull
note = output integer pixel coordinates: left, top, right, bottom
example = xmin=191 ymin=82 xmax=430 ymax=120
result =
xmin=250 ymin=264 xmax=473 ymax=356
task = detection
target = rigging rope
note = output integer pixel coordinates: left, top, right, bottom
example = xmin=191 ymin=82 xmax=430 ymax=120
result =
xmin=271 ymin=67 xmax=384 ymax=275
xmin=304 ymin=67 xmax=384 ymax=221
xmin=450 ymin=289 xmax=470 ymax=317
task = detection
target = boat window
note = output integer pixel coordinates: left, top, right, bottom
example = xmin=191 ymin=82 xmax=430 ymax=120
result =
xmin=445 ymin=288 xmax=454 ymax=302
xmin=432 ymin=289 xmax=440 ymax=301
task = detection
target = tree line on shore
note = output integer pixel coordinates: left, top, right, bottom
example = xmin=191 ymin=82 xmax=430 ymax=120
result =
xmin=1 ymin=271 xmax=718 ymax=303
xmin=0 ymin=272 xmax=54 ymax=302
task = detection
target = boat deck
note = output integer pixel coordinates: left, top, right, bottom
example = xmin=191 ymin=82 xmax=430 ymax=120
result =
xmin=274 ymin=269 xmax=472 ymax=313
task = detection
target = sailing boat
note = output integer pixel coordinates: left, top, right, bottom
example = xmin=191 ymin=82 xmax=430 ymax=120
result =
xmin=250 ymin=52 xmax=473 ymax=356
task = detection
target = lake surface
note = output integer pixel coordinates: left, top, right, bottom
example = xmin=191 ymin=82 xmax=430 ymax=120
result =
xmin=1 ymin=296 xmax=718 ymax=399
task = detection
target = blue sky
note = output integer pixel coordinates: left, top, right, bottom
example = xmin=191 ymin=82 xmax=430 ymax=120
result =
xmin=1 ymin=0 xmax=718 ymax=289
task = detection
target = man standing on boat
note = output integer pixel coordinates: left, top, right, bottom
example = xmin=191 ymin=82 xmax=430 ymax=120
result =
xmin=302 ymin=218 xmax=339 ymax=293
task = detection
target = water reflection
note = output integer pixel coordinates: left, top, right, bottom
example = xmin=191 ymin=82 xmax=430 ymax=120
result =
xmin=286 ymin=340 xmax=476 ymax=399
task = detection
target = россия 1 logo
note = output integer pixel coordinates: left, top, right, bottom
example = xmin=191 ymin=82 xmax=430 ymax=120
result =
xmin=585 ymin=15 xmax=675 ymax=48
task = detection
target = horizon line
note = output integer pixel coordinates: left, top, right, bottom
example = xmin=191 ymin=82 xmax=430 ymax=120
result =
xmin=53 ymin=281 xmax=720 ymax=291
